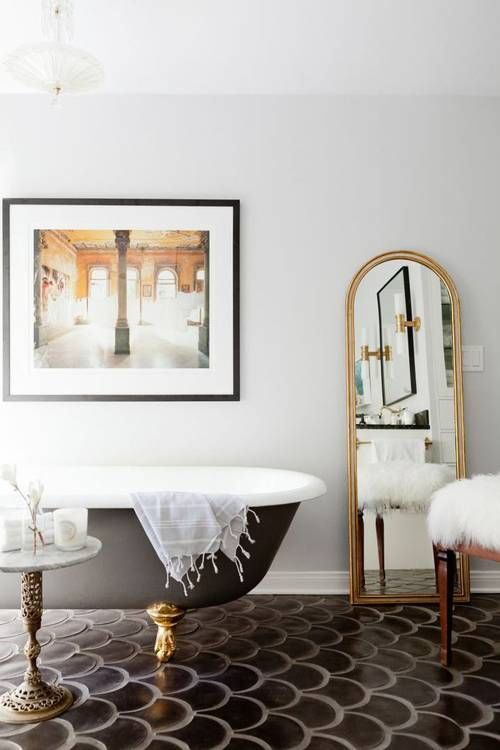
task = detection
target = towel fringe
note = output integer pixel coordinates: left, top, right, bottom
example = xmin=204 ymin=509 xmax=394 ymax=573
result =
xmin=153 ymin=500 xmax=257 ymax=594
xmin=234 ymin=553 xmax=244 ymax=582
xmin=247 ymin=507 xmax=260 ymax=524
xmin=192 ymin=556 xmax=201 ymax=583
xmin=210 ymin=553 xmax=219 ymax=574
xmin=238 ymin=543 xmax=251 ymax=560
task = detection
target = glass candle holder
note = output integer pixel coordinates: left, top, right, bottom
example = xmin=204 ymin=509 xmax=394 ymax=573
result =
xmin=54 ymin=508 xmax=88 ymax=551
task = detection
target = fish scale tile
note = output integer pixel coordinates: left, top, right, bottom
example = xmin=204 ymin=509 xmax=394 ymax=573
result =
xmin=0 ymin=595 xmax=499 ymax=747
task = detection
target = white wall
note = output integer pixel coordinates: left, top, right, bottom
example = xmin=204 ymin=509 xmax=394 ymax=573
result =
xmin=0 ymin=94 xmax=499 ymax=598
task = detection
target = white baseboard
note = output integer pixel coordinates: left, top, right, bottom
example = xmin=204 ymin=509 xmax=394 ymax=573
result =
xmin=252 ymin=570 xmax=349 ymax=595
xmin=470 ymin=570 xmax=500 ymax=593
xmin=252 ymin=569 xmax=500 ymax=595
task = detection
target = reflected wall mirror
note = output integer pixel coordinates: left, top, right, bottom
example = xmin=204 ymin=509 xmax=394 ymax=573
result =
xmin=346 ymin=250 xmax=469 ymax=604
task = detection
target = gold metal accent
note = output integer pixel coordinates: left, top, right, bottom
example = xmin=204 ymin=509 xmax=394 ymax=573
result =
xmin=356 ymin=437 xmax=433 ymax=449
xmin=0 ymin=572 xmax=73 ymax=723
xmin=395 ymin=313 xmax=421 ymax=333
xmin=146 ymin=602 xmax=186 ymax=662
xmin=360 ymin=345 xmax=392 ymax=361
xmin=346 ymin=250 xmax=468 ymax=606
xmin=360 ymin=345 xmax=381 ymax=360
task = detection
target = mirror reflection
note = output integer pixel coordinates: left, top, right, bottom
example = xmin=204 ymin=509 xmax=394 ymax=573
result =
xmin=354 ymin=259 xmax=460 ymax=598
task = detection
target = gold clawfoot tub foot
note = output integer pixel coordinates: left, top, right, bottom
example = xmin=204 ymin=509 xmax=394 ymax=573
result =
xmin=146 ymin=602 xmax=186 ymax=662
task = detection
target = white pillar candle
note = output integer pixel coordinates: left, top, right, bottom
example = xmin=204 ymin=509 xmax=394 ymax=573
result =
xmin=54 ymin=508 xmax=88 ymax=551
xmin=394 ymin=292 xmax=405 ymax=315
xmin=369 ymin=326 xmax=379 ymax=380
xmin=396 ymin=331 xmax=405 ymax=355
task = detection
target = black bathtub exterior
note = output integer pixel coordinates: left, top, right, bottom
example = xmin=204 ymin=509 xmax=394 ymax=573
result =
xmin=0 ymin=505 xmax=300 ymax=610
xmin=160 ymin=502 xmax=300 ymax=608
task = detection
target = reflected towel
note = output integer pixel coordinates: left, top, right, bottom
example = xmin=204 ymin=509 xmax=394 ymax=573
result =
xmin=132 ymin=491 xmax=258 ymax=595
xmin=371 ymin=438 xmax=425 ymax=464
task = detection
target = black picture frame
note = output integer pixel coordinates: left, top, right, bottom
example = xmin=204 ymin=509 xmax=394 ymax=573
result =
xmin=3 ymin=198 xmax=240 ymax=402
xmin=377 ymin=264 xmax=417 ymax=406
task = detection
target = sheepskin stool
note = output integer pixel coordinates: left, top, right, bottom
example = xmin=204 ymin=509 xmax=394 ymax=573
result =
xmin=357 ymin=461 xmax=455 ymax=587
xmin=428 ymin=473 xmax=500 ymax=666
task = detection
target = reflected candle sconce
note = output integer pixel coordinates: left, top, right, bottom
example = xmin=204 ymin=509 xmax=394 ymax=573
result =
xmin=383 ymin=326 xmax=395 ymax=380
xmin=394 ymin=292 xmax=421 ymax=354
xmin=360 ymin=326 xmax=392 ymax=382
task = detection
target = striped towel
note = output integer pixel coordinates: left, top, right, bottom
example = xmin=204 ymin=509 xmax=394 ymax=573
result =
xmin=132 ymin=491 xmax=258 ymax=596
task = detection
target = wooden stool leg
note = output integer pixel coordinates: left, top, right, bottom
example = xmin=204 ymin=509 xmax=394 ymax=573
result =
xmin=438 ymin=549 xmax=456 ymax=666
xmin=432 ymin=543 xmax=439 ymax=591
xmin=357 ymin=510 xmax=365 ymax=589
xmin=376 ymin=514 xmax=385 ymax=585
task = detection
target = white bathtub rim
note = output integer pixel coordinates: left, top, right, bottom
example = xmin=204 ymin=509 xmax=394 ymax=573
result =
xmin=0 ymin=465 xmax=327 ymax=509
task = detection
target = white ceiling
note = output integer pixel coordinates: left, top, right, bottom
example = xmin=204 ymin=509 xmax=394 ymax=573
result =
xmin=1 ymin=0 xmax=500 ymax=95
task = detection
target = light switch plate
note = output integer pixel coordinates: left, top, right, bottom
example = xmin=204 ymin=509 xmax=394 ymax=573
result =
xmin=462 ymin=345 xmax=484 ymax=372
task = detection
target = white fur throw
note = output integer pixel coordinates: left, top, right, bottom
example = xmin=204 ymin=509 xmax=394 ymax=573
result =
xmin=358 ymin=461 xmax=455 ymax=513
xmin=428 ymin=474 xmax=500 ymax=550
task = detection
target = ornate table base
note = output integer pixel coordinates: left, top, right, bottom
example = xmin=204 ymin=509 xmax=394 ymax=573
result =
xmin=0 ymin=572 xmax=73 ymax=723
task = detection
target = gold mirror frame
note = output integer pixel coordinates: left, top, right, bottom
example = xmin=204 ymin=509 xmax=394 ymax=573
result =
xmin=346 ymin=250 xmax=469 ymax=604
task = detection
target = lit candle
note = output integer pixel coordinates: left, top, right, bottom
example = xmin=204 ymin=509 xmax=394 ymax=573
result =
xmin=54 ymin=508 xmax=88 ymax=551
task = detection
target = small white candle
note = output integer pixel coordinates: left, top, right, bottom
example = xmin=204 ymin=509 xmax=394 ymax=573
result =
xmin=360 ymin=327 xmax=368 ymax=347
xmin=54 ymin=508 xmax=88 ymax=551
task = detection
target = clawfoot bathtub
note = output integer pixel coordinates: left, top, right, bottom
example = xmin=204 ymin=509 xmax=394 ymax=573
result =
xmin=147 ymin=499 xmax=301 ymax=660
xmin=0 ymin=466 xmax=327 ymax=661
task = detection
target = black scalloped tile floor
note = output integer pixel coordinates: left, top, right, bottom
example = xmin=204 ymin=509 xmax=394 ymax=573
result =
xmin=0 ymin=596 xmax=499 ymax=748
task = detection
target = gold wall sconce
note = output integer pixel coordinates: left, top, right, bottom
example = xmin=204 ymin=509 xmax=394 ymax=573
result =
xmin=395 ymin=313 xmax=421 ymax=334
xmin=360 ymin=344 xmax=392 ymax=362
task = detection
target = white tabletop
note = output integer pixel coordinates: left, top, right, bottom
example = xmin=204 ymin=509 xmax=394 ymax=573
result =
xmin=0 ymin=537 xmax=101 ymax=573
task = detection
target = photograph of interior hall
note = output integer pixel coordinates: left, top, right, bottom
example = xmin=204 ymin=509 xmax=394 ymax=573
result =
xmin=34 ymin=229 xmax=209 ymax=368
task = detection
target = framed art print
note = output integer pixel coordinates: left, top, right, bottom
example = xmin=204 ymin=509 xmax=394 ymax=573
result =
xmin=3 ymin=198 xmax=239 ymax=401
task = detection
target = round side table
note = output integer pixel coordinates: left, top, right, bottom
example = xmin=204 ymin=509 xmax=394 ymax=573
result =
xmin=0 ymin=536 xmax=101 ymax=724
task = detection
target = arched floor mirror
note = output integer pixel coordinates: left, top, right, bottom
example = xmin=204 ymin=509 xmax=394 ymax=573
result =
xmin=346 ymin=250 xmax=470 ymax=604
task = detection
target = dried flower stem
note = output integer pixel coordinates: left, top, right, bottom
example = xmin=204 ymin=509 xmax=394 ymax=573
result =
xmin=12 ymin=484 xmax=43 ymax=555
